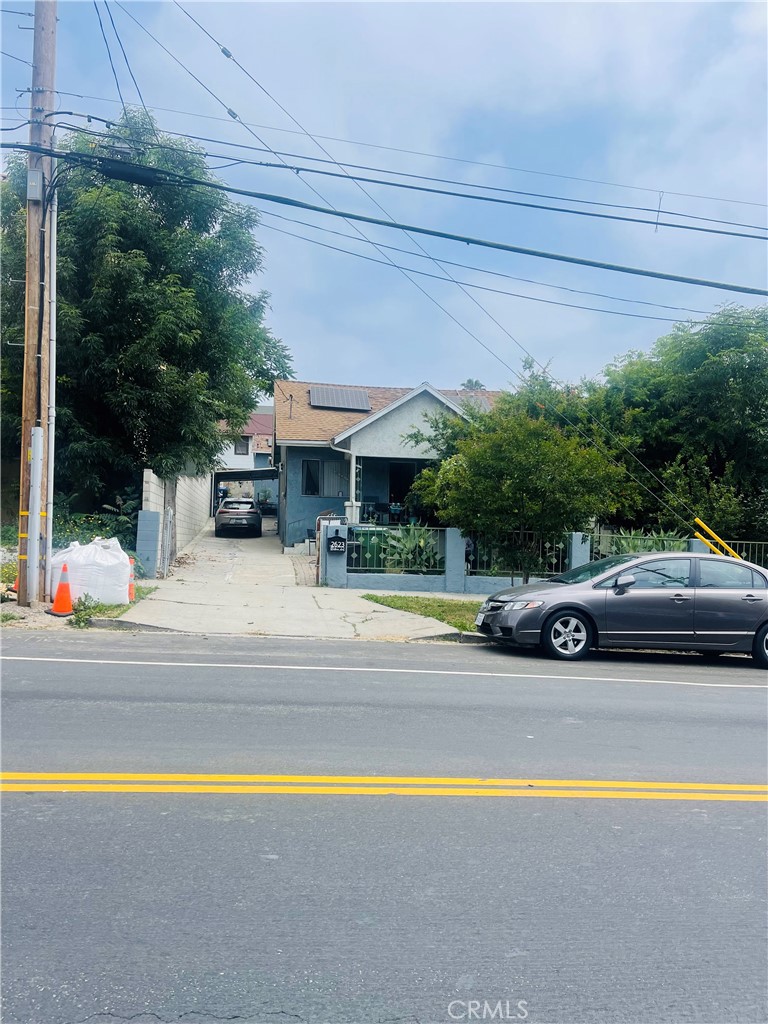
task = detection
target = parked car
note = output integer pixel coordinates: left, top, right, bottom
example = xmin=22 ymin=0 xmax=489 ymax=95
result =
xmin=214 ymin=498 xmax=262 ymax=538
xmin=475 ymin=551 xmax=768 ymax=667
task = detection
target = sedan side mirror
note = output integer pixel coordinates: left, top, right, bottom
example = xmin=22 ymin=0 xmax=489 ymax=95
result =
xmin=615 ymin=574 xmax=636 ymax=589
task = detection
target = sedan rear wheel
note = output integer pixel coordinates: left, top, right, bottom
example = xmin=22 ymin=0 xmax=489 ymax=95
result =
xmin=753 ymin=623 xmax=768 ymax=669
xmin=542 ymin=611 xmax=593 ymax=661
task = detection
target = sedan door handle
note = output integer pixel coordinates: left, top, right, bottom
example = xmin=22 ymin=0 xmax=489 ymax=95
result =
xmin=669 ymin=594 xmax=692 ymax=602
xmin=741 ymin=595 xmax=763 ymax=603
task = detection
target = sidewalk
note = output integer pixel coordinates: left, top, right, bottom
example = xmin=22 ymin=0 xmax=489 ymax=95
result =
xmin=117 ymin=521 xmax=463 ymax=641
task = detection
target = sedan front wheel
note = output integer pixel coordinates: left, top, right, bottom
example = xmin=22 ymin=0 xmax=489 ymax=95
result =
xmin=542 ymin=611 xmax=593 ymax=661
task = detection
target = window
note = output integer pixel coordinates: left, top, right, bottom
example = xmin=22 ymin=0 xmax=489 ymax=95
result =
xmin=302 ymin=460 xmax=320 ymax=496
xmin=234 ymin=436 xmax=250 ymax=455
xmin=301 ymin=459 xmax=349 ymax=498
xmin=631 ymin=558 xmax=691 ymax=589
xmin=699 ymin=559 xmax=766 ymax=589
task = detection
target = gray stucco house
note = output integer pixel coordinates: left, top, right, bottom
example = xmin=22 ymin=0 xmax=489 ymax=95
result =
xmin=273 ymin=379 xmax=496 ymax=547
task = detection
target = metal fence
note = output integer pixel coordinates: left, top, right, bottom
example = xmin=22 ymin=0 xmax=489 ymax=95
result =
xmin=591 ymin=529 xmax=688 ymax=560
xmin=723 ymin=540 xmax=768 ymax=568
xmin=346 ymin=524 xmax=446 ymax=574
xmin=465 ymin=532 xmax=569 ymax=578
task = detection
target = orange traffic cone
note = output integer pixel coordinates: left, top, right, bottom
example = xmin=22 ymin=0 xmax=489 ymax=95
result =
xmin=46 ymin=562 xmax=74 ymax=617
xmin=8 ymin=573 xmax=18 ymax=593
xmin=128 ymin=558 xmax=135 ymax=602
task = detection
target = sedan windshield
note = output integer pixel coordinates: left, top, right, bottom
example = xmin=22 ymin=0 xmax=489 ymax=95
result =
xmin=548 ymin=553 xmax=639 ymax=585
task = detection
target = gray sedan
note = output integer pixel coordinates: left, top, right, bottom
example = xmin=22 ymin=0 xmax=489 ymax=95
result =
xmin=475 ymin=551 xmax=768 ymax=667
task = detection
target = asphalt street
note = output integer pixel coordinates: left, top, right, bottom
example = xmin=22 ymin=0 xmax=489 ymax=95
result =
xmin=2 ymin=631 xmax=767 ymax=1024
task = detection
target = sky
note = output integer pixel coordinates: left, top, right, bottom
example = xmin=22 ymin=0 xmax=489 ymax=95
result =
xmin=2 ymin=1 xmax=767 ymax=394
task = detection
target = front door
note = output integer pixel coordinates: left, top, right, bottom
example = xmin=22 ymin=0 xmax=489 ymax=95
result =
xmin=605 ymin=557 xmax=694 ymax=646
xmin=388 ymin=462 xmax=416 ymax=504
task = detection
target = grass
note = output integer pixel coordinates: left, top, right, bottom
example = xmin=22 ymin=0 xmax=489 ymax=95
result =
xmin=1 ymin=611 xmax=22 ymax=624
xmin=70 ymin=584 xmax=158 ymax=628
xmin=362 ymin=593 xmax=483 ymax=633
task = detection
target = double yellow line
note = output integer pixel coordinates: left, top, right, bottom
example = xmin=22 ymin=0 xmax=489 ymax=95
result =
xmin=1 ymin=773 xmax=766 ymax=801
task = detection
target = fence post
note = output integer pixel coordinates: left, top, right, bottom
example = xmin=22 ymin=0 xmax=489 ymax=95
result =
xmin=444 ymin=528 xmax=465 ymax=592
xmin=568 ymin=532 xmax=591 ymax=570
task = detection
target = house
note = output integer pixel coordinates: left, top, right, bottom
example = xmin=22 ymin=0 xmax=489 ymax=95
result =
xmin=273 ymin=380 xmax=498 ymax=547
xmin=214 ymin=407 xmax=277 ymax=507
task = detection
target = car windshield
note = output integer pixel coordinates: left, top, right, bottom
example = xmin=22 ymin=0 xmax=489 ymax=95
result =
xmin=222 ymin=500 xmax=254 ymax=510
xmin=547 ymin=553 xmax=639 ymax=584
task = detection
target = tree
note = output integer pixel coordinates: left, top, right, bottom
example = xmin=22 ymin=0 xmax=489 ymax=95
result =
xmin=460 ymin=378 xmax=485 ymax=390
xmin=412 ymin=394 xmax=625 ymax=579
xmin=597 ymin=306 xmax=768 ymax=533
xmin=0 ymin=112 xmax=293 ymax=503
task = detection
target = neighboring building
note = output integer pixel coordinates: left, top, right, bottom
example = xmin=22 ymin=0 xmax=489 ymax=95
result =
xmin=273 ymin=380 xmax=498 ymax=547
xmin=216 ymin=407 xmax=277 ymax=503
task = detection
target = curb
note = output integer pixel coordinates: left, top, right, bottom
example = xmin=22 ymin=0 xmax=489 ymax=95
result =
xmin=458 ymin=631 xmax=491 ymax=644
xmin=89 ymin=618 xmax=181 ymax=633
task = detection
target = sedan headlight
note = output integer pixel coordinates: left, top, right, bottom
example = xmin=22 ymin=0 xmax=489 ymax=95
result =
xmin=503 ymin=600 xmax=544 ymax=611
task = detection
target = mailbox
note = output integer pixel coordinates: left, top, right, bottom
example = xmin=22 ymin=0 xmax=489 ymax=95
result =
xmin=326 ymin=528 xmax=347 ymax=555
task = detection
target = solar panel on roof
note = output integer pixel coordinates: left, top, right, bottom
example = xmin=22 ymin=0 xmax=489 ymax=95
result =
xmin=309 ymin=386 xmax=371 ymax=412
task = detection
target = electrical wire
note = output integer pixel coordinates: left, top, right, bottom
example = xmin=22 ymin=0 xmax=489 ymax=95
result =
xmin=43 ymin=113 xmax=767 ymax=232
xmin=92 ymin=0 xmax=127 ymax=117
xmin=258 ymin=220 xmax=722 ymax=323
xmin=9 ymin=137 xmax=767 ymax=298
xmin=256 ymin=209 xmax=725 ymax=316
xmin=102 ymin=0 xmax=154 ymax=129
xmin=1 ymin=50 xmax=32 ymax=65
xmin=41 ymin=115 xmax=767 ymax=239
xmin=48 ymin=87 xmax=768 ymax=211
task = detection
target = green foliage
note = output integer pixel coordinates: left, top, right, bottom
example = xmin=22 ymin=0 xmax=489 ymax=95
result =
xmin=594 ymin=528 xmax=688 ymax=557
xmin=460 ymin=379 xmax=485 ymax=390
xmin=70 ymin=594 xmax=100 ymax=628
xmin=380 ymin=524 xmax=444 ymax=574
xmin=1 ymin=611 xmax=22 ymax=623
xmin=422 ymin=398 xmax=624 ymax=576
xmin=0 ymin=562 xmax=17 ymax=585
xmin=1 ymin=111 xmax=293 ymax=502
xmin=0 ymin=525 xmax=18 ymax=548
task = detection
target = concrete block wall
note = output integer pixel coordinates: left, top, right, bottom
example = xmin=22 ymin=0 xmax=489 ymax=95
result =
xmin=174 ymin=473 xmax=213 ymax=552
xmin=142 ymin=469 xmax=166 ymax=514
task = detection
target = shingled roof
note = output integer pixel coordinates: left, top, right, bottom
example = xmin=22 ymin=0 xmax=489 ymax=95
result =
xmin=274 ymin=380 xmax=500 ymax=444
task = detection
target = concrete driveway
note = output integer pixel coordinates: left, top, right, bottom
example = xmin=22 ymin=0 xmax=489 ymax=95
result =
xmin=118 ymin=520 xmax=460 ymax=641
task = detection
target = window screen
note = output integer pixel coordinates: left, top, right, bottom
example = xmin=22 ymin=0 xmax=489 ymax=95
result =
xmin=234 ymin=436 xmax=250 ymax=455
xmin=323 ymin=461 xmax=348 ymax=498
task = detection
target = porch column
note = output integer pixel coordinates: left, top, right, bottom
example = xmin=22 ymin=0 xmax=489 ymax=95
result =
xmin=344 ymin=451 xmax=361 ymax=523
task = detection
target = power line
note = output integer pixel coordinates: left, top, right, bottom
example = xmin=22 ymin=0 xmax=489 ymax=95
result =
xmin=48 ymin=87 xmax=768 ymax=212
xmin=45 ymin=113 xmax=766 ymax=231
xmin=258 ymin=220 xmax=722 ymax=324
xmin=92 ymin=0 xmax=126 ymax=117
xmin=42 ymin=115 xmax=767 ymax=240
xmin=256 ymin=209 xmax=725 ymax=316
xmin=0 ymin=7 xmax=34 ymax=14
xmin=8 ymin=138 xmax=767 ymax=298
xmin=102 ymin=0 xmax=154 ymax=130
xmin=163 ymin=170 xmax=768 ymax=297
xmin=1 ymin=50 xmax=32 ymax=66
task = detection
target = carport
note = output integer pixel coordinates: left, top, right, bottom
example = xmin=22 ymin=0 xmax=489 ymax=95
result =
xmin=211 ymin=467 xmax=278 ymax=515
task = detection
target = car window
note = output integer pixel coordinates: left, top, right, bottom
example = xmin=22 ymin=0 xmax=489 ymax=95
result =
xmin=630 ymin=558 xmax=691 ymax=589
xmin=549 ymin=554 xmax=638 ymax=584
xmin=750 ymin=570 xmax=768 ymax=589
xmin=698 ymin=559 xmax=757 ymax=589
xmin=222 ymin=500 xmax=254 ymax=510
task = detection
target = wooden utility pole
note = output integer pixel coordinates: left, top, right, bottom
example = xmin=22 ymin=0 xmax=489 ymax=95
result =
xmin=17 ymin=0 xmax=56 ymax=606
